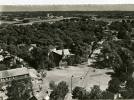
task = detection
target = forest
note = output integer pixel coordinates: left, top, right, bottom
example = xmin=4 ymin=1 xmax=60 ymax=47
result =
xmin=0 ymin=17 xmax=107 ymax=70
xmin=0 ymin=15 xmax=134 ymax=99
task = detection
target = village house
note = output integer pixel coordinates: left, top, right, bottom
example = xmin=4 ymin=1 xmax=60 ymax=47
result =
xmin=49 ymin=48 xmax=74 ymax=67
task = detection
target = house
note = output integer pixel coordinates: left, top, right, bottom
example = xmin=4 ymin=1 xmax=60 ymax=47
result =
xmin=49 ymin=49 xmax=74 ymax=67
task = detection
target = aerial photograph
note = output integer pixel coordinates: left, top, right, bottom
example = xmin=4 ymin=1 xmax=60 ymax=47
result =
xmin=0 ymin=1 xmax=134 ymax=100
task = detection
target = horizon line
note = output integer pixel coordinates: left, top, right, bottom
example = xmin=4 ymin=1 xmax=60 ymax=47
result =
xmin=1 ymin=4 xmax=134 ymax=12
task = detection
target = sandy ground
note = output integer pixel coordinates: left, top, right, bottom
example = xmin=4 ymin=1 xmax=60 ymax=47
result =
xmin=43 ymin=63 xmax=113 ymax=91
xmin=34 ymin=63 xmax=113 ymax=100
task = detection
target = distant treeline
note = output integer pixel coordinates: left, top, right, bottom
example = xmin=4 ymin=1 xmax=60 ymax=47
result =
xmin=1 ymin=11 xmax=134 ymax=19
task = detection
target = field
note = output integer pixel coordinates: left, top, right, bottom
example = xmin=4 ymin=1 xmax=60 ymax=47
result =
xmin=35 ymin=63 xmax=113 ymax=99
xmin=43 ymin=63 xmax=113 ymax=91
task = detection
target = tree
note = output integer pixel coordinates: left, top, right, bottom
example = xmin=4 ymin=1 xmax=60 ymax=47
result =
xmin=6 ymin=79 xmax=32 ymax=100
xmin=49 ymin=81 xmax=57 ymax=90
xmin=45 ymin=58 xmax=55 ymax=70
xmin=50 ymin=81 xmax=69 ymax=100
xmin=94 ymin=35 xmax=134 ymax=75
xmin=89 ymin=85 xmax=102 ymax=99
xmin=121 ymin=78 xmax=134 ymax=99
xmin=66 ymin=56 xmax=75 ymax=66
xmin=0 ymin=17 xmax=108 ymax=68
xmin=107 ymin=77 xmax=121 ymax=94
xmin=72 ymin=86 xmax=90 ymax=100
xmin=101 ymin=90 xmax=114 ymax=99
xmin=6 ymin=44 xmax=18 ymax=55
xmin=30 ymin=47 xmax=49 ymax=70
xmin=0 ymin=64 xmax=8 ymax=70
xmin=93 ymin=24 xmax=134 ymax=99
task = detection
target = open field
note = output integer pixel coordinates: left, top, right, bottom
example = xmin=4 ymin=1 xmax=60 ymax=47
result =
xmin=35 ymin=63 xmax=113 ymax=99
xmin=34 ymin=64 xmax=113 ymax=99
xmin=43 ymin=63 xmax=113 ymax=92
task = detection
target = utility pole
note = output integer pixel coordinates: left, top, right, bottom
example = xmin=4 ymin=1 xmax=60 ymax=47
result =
xmin=126 ymin=66 xmax=127 ymax=73
xmin=71 ymin=75 xmax=73 ymax=93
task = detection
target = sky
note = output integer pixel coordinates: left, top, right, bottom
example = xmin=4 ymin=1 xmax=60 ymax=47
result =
xmin=0 ymin=0 xmax=134 ymax=12
xmin=1 ymin=5 xmax=134 ymax=12
xmin=0 ymin=0 xmax=134 ymax=5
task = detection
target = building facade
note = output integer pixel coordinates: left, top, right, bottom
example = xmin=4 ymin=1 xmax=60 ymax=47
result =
xmin=0 ymin=68 xmax=31 ymax=100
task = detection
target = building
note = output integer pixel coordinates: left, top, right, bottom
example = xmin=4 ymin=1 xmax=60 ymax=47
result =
xmin=0 ymin=67 xmax=29 ymax=84
xmin=49 ymin=49 xmax=74 ymax=67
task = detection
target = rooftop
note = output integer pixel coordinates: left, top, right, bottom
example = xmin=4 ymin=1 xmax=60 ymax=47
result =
xmin=0 ymin=67 xmax=29 ymax=79
xmin=52 ymin=49 xmax=74 ymax=56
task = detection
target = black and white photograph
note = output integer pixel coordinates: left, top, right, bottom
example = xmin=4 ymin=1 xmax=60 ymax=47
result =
xmin=0 ymin=0 xmax=134 ymax=100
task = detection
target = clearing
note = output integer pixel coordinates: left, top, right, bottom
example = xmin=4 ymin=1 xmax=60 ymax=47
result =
xmin=43 ymin=63 xmax=113 ymax=91
xmin=35 ymin=63 xmax=113 ymax=100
